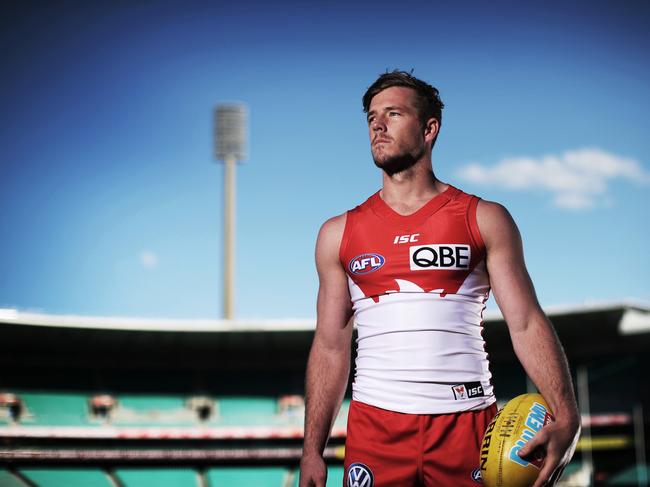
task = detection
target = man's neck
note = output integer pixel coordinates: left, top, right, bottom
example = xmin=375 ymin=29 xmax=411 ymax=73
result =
xmin=379 ymin=159 xmax=447 ymax=215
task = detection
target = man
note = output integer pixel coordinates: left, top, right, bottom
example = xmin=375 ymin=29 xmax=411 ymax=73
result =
xmin=300 ymin=71 xmax=580 ymax=487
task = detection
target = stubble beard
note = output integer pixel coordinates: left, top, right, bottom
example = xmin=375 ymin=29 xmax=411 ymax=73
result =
xmin=372 ymin=145 xmax=426 ymax=177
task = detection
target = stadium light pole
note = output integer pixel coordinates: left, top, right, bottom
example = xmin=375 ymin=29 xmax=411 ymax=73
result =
xmin=214 ymin=104 xmax=247 ymax=320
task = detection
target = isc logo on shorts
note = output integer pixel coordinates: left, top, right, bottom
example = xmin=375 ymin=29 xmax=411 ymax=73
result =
xmin=347 ymin=463 xmax=374 ymax=487
xmin=409 ymin=244 xmax=470 ymax=271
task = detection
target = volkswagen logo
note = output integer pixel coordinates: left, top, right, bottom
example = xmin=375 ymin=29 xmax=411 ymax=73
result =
xmin=347 ymin=463 xmax=374 ymax=487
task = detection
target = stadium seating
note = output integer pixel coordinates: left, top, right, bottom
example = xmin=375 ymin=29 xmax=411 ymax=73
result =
xmin=0 ymin=469 xmax=30 ymax=487
xmin=0 ymin=392 xmax=350 ymax=486
xmin=115 ymin=468 xmax=198 ymax=487
xmin=4 ymin=391 xmax=323 ymax=428
xmin=17 ymin=468 xmax=112 ymax=487
xmin=0 ymin=466 xmax=346 ymax=487
xmin=207 ymin=466 xmax=288 ymax=485
xmin=216 ymin=397 xmax=279 ymax=426
xmin=15 ymin=392 xmax=89 ymax=426
xmin=291 ymin=466 xmax=344 ymax=486
xmin=111 ymin=394 xmax=196 ymax=426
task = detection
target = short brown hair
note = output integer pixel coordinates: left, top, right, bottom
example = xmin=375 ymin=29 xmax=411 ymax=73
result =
xmin=362 ymin=70 xmax=444 ymax=127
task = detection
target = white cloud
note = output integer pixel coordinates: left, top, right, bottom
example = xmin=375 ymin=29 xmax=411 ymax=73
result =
xmin=140 ymin=251 xmax=158 ymax=269
xmin=552 ymin=192 xmax=594 ymax=210
xmin=458 ymin=148 xmax=649 ymax=210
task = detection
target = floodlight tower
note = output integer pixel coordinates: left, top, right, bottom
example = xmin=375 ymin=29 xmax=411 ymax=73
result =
xmin=214 ymin=104 xmax=247 ymax=320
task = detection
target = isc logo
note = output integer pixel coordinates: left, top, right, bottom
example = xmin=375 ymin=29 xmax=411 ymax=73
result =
xmin=349 ymin=253 xmax=385 ymax=275
xmin=393 ymin=233 xmax=420 ymax=244
xmin=409 ymin=244 xmax=471 ymax=271
xmin=452 ymin=382 xmax=485 ymax=400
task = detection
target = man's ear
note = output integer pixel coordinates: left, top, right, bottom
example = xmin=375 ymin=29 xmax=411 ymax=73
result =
xmin=423 ymin=118 xmax=440 ymax=143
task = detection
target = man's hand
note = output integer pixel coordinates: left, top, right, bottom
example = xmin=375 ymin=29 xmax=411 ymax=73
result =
xmin=517 ymin=417 xmax=581 ymax=486
xmin=299 ymin=452 xmax=328 ymax=487
xmin=301 ymin=214 xmax=351 ymax=487
xmin=478 ymin=200 xmax=581 ymax=486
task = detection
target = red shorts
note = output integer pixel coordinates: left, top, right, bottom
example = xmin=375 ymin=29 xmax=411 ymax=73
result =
xmin=343 ymin=400 xmax=497 ymax=487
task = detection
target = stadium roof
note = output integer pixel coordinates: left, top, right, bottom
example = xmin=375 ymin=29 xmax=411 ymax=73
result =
xmin=1 ymin=301 xmax=648 ymax=380
xmin=1 ymin=299 xmax=648 ymax=333
xmin=0 ymin=308 xmax=314 ymax=332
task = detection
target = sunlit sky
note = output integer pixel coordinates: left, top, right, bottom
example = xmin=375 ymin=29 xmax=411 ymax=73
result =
xmin=2 ymin=1 xmax=649 ymax=319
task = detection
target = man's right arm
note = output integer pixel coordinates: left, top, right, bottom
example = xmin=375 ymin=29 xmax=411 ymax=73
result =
xmin=299 ymin=214 xmax=354 ymax=487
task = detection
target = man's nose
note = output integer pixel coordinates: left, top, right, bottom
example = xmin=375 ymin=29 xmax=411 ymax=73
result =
xmin=371 ymin=116 xmax=386 ymax=132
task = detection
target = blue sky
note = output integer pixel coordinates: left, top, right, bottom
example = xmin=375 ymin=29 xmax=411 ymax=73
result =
xmin=1 ymin=0 xmax=649 ymax=319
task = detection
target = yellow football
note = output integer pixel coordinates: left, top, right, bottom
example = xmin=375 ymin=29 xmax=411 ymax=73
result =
xmin=479 ymin=393 xmax=554 ymax=487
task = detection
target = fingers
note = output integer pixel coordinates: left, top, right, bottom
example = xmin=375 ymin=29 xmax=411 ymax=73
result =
xmin=530 ymin=448 xmax=568 ymax=487
xmin=299 ymin=455 xmax=327 ymax=487
xmin=530 ymin=460 xmax=558 ymax=487
xmin=299 ymin=476 xmax=324 ymax=487
xmin=530 ymin=461 xmax=566 ymax=487
xmin=521 ymin=429 xmax=561 ymax=487
xmin=298 ymin=469 xmax=327 ymax=487
xmin=517 ymin=428 xmax=547 ymax=460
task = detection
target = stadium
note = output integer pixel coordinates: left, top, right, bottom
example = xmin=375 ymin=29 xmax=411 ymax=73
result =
xmin=3 ymin=4 xmax=650 ymax=486
xmin=2 ymin=81 xmax=650 ymax=487
xmin=1 ymin=301 xmax=649 ymax=486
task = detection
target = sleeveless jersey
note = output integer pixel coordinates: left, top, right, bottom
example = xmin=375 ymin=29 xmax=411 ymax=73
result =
xmin=339 ymin=185 xmax=495 ymax=414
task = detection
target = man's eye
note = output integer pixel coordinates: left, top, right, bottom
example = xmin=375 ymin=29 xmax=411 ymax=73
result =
xmin=367 ymin=117 xmax=375 ymax=124
xmin=389 ymin=112 xmax=400 ymax=116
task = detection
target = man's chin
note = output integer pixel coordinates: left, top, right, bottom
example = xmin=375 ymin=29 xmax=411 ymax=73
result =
xmin=373 ymin=155 xmax=418 ymax=177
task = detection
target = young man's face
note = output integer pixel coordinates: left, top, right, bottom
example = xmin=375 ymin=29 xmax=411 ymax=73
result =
xmin=367 ymin=86 xmax=433 ymax=176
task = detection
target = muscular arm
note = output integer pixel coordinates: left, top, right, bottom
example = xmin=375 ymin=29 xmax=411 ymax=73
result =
xmin=478 ymin=201 xmax=580 ymax=487
xmin=300 ymin=214 xmax=354 ymax=487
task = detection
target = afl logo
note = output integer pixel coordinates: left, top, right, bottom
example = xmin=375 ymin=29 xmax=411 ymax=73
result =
xmin=347 ymin=463 xmax=374 ymax=487
xmin=349 ymin=253 xmax=385 ymax=275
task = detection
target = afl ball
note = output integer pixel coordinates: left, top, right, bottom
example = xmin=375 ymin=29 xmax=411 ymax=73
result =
xmin=479 ymin=393 xmax=554 ymax=487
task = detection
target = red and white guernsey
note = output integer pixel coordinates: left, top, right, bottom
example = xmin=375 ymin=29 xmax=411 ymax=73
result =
xmin=340 ymin=185 xmax=495 ymax=414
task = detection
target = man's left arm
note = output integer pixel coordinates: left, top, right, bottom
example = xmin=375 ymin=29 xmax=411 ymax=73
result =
xmin=477 ymin=200 xmax=581 ymax=487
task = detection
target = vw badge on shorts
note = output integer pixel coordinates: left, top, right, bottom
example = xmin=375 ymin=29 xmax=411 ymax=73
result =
xmin=471 ymin=467 xmax=482 ymax=482
xmin=347 ymin=463 xmax=374 ymax=487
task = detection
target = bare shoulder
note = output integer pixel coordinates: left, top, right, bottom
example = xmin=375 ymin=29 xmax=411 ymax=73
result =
xmin=316 ymin=213 xmax=347 ymax=266
xmin=317 ymin=213 xmax=347 ymax=247
xmin=318 ymin=213 xmax=347 ymax=239
xmin=476 ymin=199 xmax=520 ymax=249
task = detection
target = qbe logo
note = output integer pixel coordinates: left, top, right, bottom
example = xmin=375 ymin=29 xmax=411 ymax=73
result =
xmin=409 ymin=244 xmax=470 ymax=271
xmin=347 ymin=463 xmax=374 ymax=487
xmin=349 ymin=253 xmax=385 ymax=275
